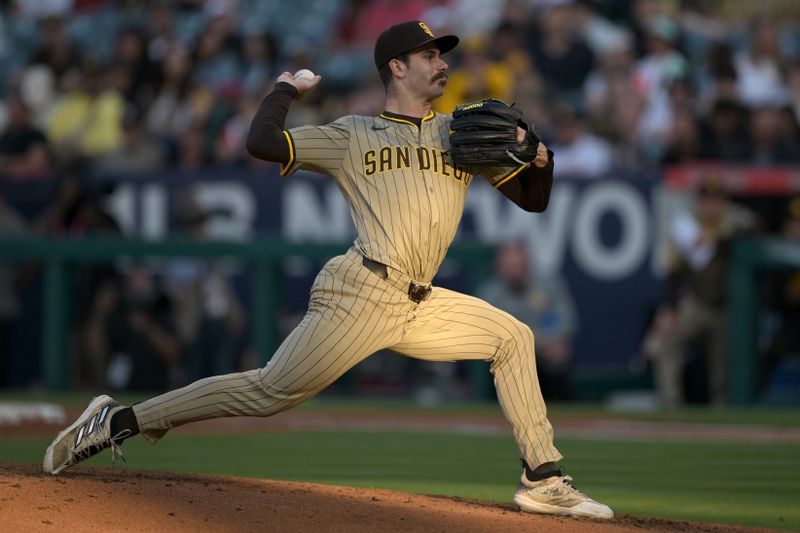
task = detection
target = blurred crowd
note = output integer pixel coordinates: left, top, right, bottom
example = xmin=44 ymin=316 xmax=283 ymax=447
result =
xmin=1 ymin=0 xmax=800 ymax=177
xmin=0 ymin=0 xmax=799 ymax=401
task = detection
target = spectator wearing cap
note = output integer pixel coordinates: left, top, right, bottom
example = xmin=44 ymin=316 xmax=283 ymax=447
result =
xmin=642 ymin=178 xmax=758 ymax=407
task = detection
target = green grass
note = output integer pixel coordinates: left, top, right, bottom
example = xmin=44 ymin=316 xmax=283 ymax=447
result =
xmin=4 ymin=430 xmax=798 ymax=531
xmin=2 ymin=391 xmax=800 ymax=426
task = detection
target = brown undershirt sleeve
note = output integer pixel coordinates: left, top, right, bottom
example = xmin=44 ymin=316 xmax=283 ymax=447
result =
xmin=245 ymin=82 xmax=298 ymax=163
xmin=496 ymin=150 xmax=555 ymax=212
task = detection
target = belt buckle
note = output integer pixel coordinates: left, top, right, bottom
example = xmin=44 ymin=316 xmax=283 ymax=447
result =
xmin=408 ymin=282 xmax=431 ymax=303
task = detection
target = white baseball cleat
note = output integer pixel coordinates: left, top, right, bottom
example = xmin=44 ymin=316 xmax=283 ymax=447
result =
xmin=514 ymin=472 xmax=614 ymax=519
xmin=43 ymin=395 xmax=130 ymax=474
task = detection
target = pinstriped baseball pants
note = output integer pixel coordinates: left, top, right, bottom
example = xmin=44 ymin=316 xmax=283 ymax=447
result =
xmin=133 ymin=248 xmax=562 ymax=468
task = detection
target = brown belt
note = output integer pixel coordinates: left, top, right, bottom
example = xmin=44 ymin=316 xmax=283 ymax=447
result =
xmin=361 ymin=256 xmax=432 ymax=304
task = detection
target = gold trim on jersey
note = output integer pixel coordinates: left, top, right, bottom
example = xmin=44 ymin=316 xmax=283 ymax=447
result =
xmin=280 ymin=130 xmax=295 ymax=176
xmin=493 ymin=163 xmax=528 ymax=188
xmin=378 ymin=111 xmax=435 ymax=129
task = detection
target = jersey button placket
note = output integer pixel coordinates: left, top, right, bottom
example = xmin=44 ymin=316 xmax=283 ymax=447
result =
xmin=427 ymin=179 xmax=440 ymax=228
xmin=421 ymin=122 xmax=441 ymax=232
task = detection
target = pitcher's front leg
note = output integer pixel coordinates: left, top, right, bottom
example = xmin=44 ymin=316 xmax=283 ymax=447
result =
xmin=390 ymin=288 xmax=561 ymax=468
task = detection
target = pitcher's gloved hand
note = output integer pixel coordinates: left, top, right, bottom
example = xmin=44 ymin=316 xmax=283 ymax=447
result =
xmin=448 ymin=98 xmax=541 ymax=167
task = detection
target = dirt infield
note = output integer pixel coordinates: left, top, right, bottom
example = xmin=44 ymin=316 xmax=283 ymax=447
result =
xmin=0 ymin=464 xmax=781 ymax=533
xmin=2 ymin=406 xmax=795 ymax=532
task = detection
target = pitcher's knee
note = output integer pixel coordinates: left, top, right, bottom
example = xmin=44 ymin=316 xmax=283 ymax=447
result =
xmin=492 ymin=322 xmax=535 ymax=367
xmin=506 ymin=321 xmax=534 ymax=355
xmin=256 ymin=366 xmax=316 ymax=404
xmin=518 ymin=323 xmax=535 ymax=349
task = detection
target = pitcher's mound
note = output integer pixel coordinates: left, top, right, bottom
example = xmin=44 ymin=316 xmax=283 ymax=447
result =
xmin=0 ymin=463 xmax=775 ymax=532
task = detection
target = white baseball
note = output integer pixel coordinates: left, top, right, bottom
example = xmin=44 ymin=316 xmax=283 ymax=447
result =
xmin=293 ymin=69 xmax=315 ymax=80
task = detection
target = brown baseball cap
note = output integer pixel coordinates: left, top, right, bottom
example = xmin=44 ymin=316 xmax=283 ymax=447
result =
xmin=374 ymin=21 xmax=459 ymax=69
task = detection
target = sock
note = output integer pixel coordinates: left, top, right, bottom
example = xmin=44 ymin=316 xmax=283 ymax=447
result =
xmin=110 ymin=407 xmax=140 ymax=441
xmin=522 ymin=460 xmax=562 ymax=482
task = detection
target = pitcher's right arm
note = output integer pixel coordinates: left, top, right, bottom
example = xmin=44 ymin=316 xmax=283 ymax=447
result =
xmin=245 ymin=72 xmax=321 ymax=165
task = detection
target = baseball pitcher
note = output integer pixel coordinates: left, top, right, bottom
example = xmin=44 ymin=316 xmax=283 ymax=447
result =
xmin=44 ymin=20 xmax=613 ymax=519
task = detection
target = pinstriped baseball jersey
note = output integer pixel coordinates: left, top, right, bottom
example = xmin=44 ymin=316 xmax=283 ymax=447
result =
xmin=131 ymin=109 xmax=562 ymax=474
xmin=280 ymin=112 xmax=526 ymax=284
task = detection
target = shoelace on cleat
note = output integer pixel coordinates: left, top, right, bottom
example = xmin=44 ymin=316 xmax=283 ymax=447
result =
xmin=109 ymin=429 xmax=131 ymax=469
xmin=110 ymin=439 xmax=127 ymax=469
xmin=70 ymin=429 xmax=131 ymax=468
xmin=554 ymin=475 xmax=591 ymax=499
